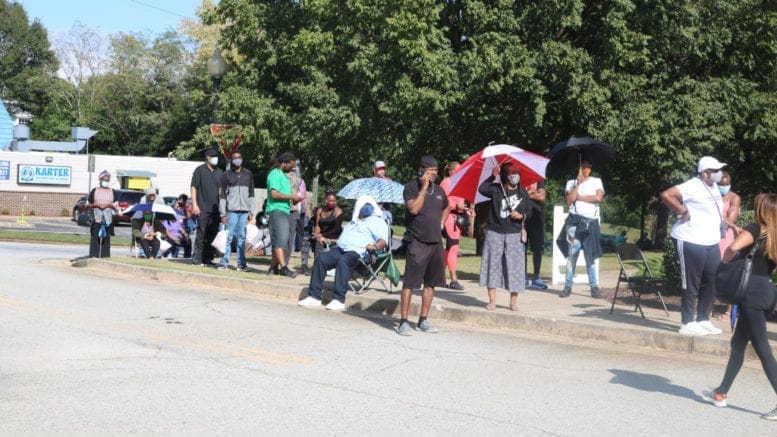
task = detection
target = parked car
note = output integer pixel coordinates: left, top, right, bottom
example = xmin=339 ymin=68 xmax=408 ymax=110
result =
xmin=72 ymin=189 xmax=145 ymax=225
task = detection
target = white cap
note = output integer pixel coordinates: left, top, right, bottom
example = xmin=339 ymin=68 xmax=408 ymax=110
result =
xmin=697 ymin=156 xmax=726 ymax=173
xmin=374 ymin=160 xmax=386 ymax=169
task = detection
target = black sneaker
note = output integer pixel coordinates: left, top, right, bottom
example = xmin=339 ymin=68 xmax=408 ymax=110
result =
xmin=267 ymin=265 xmax=279 ymax=275
xmin=591 ymin=286 xmax=602 ymax=299
xmin=449 ymin=281 xmax=465 ymax=290
xmin=299 ymin=266 xmax=312 ymax=276
xmin=280 ymin=266 xmax=298 ymax=278
xmin=559 ymin=286 xmax=572 ymax=298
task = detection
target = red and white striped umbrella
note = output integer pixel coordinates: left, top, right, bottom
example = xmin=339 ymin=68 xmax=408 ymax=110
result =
xmin=446 ymin=144 xmax=549 ymax=204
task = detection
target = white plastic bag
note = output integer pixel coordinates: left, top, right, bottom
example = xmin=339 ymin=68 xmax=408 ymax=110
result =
xmin=211 ymin=229 xmax=229 ymax=255
xmin=158 ymin=238 xmax=172 ymax=254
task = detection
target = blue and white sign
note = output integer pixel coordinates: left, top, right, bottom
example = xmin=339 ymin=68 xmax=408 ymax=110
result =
xmin=0 ymin=160 xmax=9 ymax=180
xmin=17 ymin=164 xmax=71 ymax=185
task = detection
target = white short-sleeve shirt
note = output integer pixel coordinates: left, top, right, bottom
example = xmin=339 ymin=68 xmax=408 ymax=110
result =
xmin=670 ymin=177 xmax=723 ymax=246
xmin=565 ymin=176 xmax=604 ymax=219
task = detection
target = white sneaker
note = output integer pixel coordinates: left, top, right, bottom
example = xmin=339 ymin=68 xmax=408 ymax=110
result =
xmin=325 ymin=299 xmax=346 ymax=311
xmin=698 ymin=320 xmax=723 ymax=335
xmin=298 ymin=296 xmax=322 ymax=307
xmin=678 ymin=322 xmax=710 ymax=336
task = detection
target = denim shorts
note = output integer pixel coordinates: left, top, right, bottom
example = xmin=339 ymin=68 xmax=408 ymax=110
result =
xmin=268 ymin=210 xmax=290 ymax=250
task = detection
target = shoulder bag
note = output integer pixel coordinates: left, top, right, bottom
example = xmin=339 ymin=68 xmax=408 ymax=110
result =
xmin=715 ymin=235 xmax=766 ymax=304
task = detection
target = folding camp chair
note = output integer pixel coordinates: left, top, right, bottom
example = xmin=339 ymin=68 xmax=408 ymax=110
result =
xmin=610 ymin=243 xmax=669 ymax=319
xmin=349 ymin=219 xmax=398 ymax=294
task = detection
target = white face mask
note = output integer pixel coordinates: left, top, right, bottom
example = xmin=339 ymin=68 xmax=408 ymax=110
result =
xmin=710 ymin=170 xmax=723 ymax=184
xmin=100 ymin=180 xmax=110 ymax=188
xmin=208 ymin=157 xmax=219 ymax=166
xmin=507 ymin=174 xmax=520 ymax=186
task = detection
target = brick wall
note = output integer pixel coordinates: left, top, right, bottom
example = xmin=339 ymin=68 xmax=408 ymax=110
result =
xmin=0 ymin=191 xmax=83 ymax=217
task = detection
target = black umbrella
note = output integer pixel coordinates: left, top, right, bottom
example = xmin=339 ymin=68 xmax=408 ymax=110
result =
xmin=548 ymin=136 xmax=615 ymax=168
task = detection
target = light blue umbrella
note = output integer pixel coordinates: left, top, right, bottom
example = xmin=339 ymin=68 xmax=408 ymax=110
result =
xmin=337 ymin=178 xmax=405 ymax=203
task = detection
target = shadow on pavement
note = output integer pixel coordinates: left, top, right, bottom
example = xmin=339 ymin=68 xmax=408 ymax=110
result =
xmin=574 ymin=307 xmax=680 ymax=332
xmin=343 ymin=299 xmax=400 ymax=332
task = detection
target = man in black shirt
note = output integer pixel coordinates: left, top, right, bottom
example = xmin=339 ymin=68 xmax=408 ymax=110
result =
xmin=190 ymin=148 xmax=224 ymax=266
xmin=397 ymin=156 xmax=449 ymax=335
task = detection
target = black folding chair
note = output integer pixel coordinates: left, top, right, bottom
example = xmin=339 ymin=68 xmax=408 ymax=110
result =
xmin=610 ymin=243 xmax=669 ymax=319
xmin=349 ymin=219 xmax=397 ymax=295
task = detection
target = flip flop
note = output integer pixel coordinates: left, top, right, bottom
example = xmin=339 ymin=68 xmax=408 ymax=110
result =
xmin=509 ymin=303 xmax=519 ymax=312
xmin=485 ymin=303 xmax=496 ymax=311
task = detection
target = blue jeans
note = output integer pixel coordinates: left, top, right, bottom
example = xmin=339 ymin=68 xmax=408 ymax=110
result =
xmin=307 ymin=247 xmax=361 ymax=303
xmin=221 ymin=211 xmax=248 ymax=267
xmin=564 ymin=224 xmax=597 ymax=288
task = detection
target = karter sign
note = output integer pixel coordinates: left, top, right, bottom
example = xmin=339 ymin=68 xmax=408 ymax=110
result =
xmin=17 ymin=164 xmax=72 ymax=185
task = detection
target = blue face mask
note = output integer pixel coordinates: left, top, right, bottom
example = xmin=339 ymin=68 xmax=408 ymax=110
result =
xmin=719 ymin=185 xmax=731 ymax=195
xmin=358 ymin=204 xmax=374 ymax=219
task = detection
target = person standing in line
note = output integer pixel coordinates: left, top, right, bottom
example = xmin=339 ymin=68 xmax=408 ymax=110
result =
xmin=373 ymin=160 xmax=391 ymax=180
xmin=190 ymin=148 xmax=223 ymax=266
xmin=87 ymin=170 xmax=118 ymax=258
xmin=396 ymin=156 xmax=449 ymax=336
xmin=557 ymin=160 xmax=605 ymax=299
xmin=702 ymin=193 xmax=777 ymax=420
xmin=439 ymin=160 xmax=473 ymax=290
xmin=478 ymin=163 xmax=531 ymax=311
xmin=266 ymin=152 xmax=300 ymax=277
xmin=661 ymin=156 xmax=726 ymax=336
xmin=218 ymin=150 xmax=255 ymax=272
xmin=284 ymin=159 xmax=303 ymax=270
xmin=716 ymin=171 xmax=742 ymax=319
xmin=524 ymin=179 xmax=548 ymax=289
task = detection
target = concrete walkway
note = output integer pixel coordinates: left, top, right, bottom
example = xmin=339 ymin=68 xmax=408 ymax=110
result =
xmin=72 ymin=256 xmax=777 ymax=361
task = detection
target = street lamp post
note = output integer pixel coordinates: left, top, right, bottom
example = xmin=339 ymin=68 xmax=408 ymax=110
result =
xmin=207 ymin=46 xmax=227 ymax=125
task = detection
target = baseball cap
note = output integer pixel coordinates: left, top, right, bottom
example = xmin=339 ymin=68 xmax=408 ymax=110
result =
xmin=697 ymin=156 xmax=726 ymax=173
xmin=419 ymin=155 xmax=438 ymax=168
xmin=204 ymin=148 xmax=219 ymax=157
xmin=144 ymin=187 xmax=157 ymax=196
xmin=374 ymin=160 xmax=386 ymax=170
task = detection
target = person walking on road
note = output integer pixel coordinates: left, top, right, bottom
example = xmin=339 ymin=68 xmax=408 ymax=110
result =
xmin=661 ymin=156 xmax=726 ymax=336
xmin=218 ymin=150 xmax=256 ymax=272
xmin=478 ymin=163 xmax=531 ymax=311
xmin=190 ymin=148 xmax=223 ymax=266
xmin=702 ymin=193 xmax=777 ymax=420
xmin=266 ymin=152 xmax=300 ymax=278
xmin=396 ymin=156 xmax=449 ymax=335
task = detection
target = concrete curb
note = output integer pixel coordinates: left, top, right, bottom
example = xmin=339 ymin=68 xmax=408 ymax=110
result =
xmin=74 ymin=258 xmax=763 ymax=360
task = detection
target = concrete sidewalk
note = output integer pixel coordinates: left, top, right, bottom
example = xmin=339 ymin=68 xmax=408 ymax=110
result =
xmin=72 ymin=257 xmax=775 ymax=360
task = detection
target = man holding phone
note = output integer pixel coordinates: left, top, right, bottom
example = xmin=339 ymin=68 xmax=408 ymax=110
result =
xmin=397 ymin=156 xmax=449 ymax=336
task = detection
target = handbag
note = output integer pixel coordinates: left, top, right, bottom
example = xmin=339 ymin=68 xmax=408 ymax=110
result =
xmin=78 ymin=209 xmax=94 ymax=227
xmin=715 ymin=235 xmax=765 ymax=304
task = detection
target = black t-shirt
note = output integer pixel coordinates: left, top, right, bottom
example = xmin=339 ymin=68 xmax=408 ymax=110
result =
xmin=744 ymin=222 xmax=776 ymax=277
xmin=528 ymin=180 xmax=546 ymax=213
xmin=190 ymin=163 xmax=223 ymax=211
xmin=478 ymin=176 xmax=532 ymax=234
xmin=404 ymin=179 xmax=448 ymax=244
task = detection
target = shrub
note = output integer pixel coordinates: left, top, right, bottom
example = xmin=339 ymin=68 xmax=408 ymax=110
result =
xmin=661 ymin=238 xmax=681 ymax=296
xmin=1 ymin=208 xmax=8 ymax=215
xmin=29 ymin=210 xmax=36 ymax=216
xmin=61 ymin=208 xmax=70 ymax=217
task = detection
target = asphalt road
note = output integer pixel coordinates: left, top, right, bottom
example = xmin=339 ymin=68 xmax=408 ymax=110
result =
xmin=1 ymin=242 xmax=776 ymax=435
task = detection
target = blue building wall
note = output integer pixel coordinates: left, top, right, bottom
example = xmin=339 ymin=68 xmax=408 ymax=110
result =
xmin=0 ymin=101 xmax=12 ymax=148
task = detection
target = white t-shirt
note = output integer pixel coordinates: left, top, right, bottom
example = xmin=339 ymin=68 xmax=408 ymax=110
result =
xmin=565 ymin=177 xmax=604 ymax=219
xmin=670 ymin=177 xmax=723 ymax=246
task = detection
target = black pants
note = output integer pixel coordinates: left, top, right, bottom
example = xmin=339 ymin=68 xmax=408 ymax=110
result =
xmin=137 ymin=237 xmax=160 ymax=259
xmin=525 ymin=210 xmax=544 ymax=279
xmin=718 ymin=304 xmax=777 ymax=395
xmin=192 ymin=209 xmax=219 ymax=264
xmin=675 ymin=239 xmax=719 ymax=324
xmin=89 ymin=221 xmax=111 ymax=258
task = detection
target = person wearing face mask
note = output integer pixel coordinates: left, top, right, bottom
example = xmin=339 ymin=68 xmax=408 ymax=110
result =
xmin=478 ymin=163 xmax=532 ymax=311
xmin=557 ymin=160 xmax=605 ymax=299
xmin=715 ymin=170 xmax=742 ymax=320
xmin=218 ymin=151 xmax=255 ymax=271
xmin=298 ymin=199 xmax=388 ymax=311
xmin=87 ymin=170 xmax=119 ymax=258
xmin=190 ymin=148 xmax=224 ymax=266
xmin=131 ymin=196 xmax=166 ymax=259
xmin=661 ymin=156 xmax=727 ymax=337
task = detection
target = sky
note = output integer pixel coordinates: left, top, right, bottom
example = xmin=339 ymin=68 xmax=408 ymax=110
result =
xmin=18 ymin=0 xmax=206 ymax=37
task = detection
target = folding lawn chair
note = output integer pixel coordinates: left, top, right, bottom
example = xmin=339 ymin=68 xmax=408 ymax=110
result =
xmin=349 ymin=219 xmax=399 ymax=294
xmin=610 ymin=243 xmax=670 ymax=319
